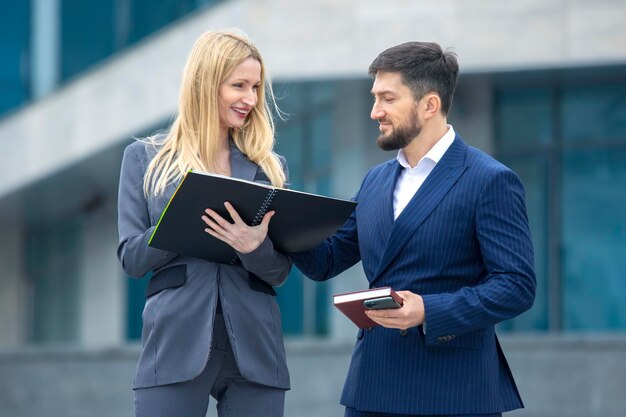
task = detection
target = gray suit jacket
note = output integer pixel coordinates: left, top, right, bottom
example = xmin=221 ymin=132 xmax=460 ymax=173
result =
xmin=117 ymin=139 xmax=291 ymax=390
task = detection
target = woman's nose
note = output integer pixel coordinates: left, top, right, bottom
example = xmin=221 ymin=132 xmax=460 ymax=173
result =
xmin=242 ymin=89 xmax=257 ymax=106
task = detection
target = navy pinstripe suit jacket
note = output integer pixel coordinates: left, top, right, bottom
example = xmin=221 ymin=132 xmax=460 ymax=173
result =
xmin=292 ymin=136 xmax=536 ymax=415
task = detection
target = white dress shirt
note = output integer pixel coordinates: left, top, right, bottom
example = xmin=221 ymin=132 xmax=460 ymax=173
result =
xmin=393 ymin=125 xmax=456 ymax=220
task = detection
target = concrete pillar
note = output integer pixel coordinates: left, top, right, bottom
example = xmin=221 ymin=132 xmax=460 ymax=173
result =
xmin=0 ymin=197 xmax=27 ymax=347
xmin=79 ymin=196 xmax=125 ymax=347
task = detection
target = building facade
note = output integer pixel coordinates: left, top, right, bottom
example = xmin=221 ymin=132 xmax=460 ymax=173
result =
xmin=1 ymin=1 xmax=626 ymax=416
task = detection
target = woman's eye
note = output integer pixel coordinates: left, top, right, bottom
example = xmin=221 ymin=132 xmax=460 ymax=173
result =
xmin=233 ymin=83 xmax=243 ymax=88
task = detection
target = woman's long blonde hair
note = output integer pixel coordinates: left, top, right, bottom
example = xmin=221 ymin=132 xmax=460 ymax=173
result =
xmin=143 ymin=29 xmax=285 ymax=197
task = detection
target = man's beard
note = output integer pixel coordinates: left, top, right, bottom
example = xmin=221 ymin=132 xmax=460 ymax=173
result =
xmin=376 ymin=112 xmax=422 ymax=151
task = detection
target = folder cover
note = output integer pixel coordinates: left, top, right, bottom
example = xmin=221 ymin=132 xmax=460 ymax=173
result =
xmin=149 ymin=171 xmax=356 ymax=264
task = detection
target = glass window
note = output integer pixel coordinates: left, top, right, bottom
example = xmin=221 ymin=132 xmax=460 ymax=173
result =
xmin=273 ymin=80 xmax=336 ymax=336
xmin=0 ymin=1 xmax=30 ymax=115
xmin=275 ymin=82 xmax=303 ymax=115
xmin=27 ymin=218 xmax=81 ymax=343
xmin=128 ymin=0 xmax=208 ymax=44
xmin=310 ymin=109 xmax=332 ymax=176
xmin=275 ymin=272 xmax=305 ymax=335
xmin=499 ymin=155 xmax=550 ymax=331
xmin=561 ymin=149 xmax=626 ymax=330
xmin=274 ymin=116 xmax=305 ymax=335
xmin=60 ymin=0 xmax=222 ymax=82
xmin=276 ymin=118 xmax=304 ymax=187
xmin=61 ymin=0 xmax=116 ymax=81
xmin=496 ymin=88 xmax=553 ymax=150
xmin=496 ymin=70 xmax=626 ymax=332
xmin=126 ymin=274 xmax=149 ymax=340
xmin=562 ymin=84 xmax=626 ymax=144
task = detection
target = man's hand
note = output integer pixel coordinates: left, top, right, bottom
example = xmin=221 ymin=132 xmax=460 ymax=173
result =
xmin=365 ymin=290 xmax=425 ymax=330
xmin=202 ymin=201 xmax=274 ymax=254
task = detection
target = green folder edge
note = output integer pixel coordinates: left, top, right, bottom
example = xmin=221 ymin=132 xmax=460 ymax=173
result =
xmin=148 ymin=170 xmax=192 ymax=246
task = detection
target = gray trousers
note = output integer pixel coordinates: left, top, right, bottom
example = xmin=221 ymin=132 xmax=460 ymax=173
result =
xmin=134 ymin=312 xmax=285 ymax=417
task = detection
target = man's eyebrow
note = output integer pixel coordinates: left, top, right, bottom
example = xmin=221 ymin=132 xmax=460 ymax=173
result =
xmin=370 ymin=90 xmax=396 ymax=96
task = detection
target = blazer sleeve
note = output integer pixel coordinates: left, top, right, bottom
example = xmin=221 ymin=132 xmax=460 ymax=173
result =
xmin=236 ymin=154 xmax=293 ymax=287
xmin=117 ymin=144 xmax=178 ymax=278
xmin=421 ymin=167 xmax=536 ymax=344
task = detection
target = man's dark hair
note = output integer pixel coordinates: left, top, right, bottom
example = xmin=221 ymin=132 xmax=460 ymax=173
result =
xmin=368 ymin=41 xmax=459 ymax=115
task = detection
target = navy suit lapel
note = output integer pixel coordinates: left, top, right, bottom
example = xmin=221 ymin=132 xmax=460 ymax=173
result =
xmin=371 ymin=137 xmax=468 ymax=283
xmin=379 ymin=161 xmax=404 ymax=230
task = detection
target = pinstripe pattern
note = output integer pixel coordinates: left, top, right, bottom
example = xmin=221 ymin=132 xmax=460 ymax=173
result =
xmin=345 ymin=407 xmax=501 ymax=417
xmin=291 ymin=136 xmax=536 ymax=415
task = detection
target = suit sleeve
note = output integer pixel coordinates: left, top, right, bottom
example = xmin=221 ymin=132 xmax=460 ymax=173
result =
xmin=421 ymin=168 xmax=536 ymax=345
xmin=289 ymin=171 xmax=368 ymax=281
xmin=117 ymin=145 xmax=178 ymax=278
xmin=236 ymin=154 xmax=293 ymax=287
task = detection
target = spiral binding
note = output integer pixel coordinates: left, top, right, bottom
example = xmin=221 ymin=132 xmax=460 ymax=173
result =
xmin=229 ymin=189 xmax=278 ymax=265
xmin=253 ymin=189 xmax=277 ymax=226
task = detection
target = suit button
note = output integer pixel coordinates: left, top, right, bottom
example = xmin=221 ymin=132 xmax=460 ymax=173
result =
xmin=399 ymin=329 xmax=408 ymax=336
xmin=365 ymin=327 xmax=372 ymax=332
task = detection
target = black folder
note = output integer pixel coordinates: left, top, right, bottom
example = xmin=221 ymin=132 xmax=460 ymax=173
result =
xmin=149 ymin=171 xmax=357 ymax=264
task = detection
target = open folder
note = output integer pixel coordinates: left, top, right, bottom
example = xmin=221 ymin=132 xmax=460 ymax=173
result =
xmin=149 ymin=171 xmax=356 ymax=264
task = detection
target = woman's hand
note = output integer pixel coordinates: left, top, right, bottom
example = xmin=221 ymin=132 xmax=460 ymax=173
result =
xmin=202 ymin=201 xmax=274 ymax=254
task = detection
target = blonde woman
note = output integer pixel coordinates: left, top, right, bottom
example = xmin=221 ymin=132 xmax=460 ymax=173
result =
xmin=117 ymin=30 xmax=290 ymax=417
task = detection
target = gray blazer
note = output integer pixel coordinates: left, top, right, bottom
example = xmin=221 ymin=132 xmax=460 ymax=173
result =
xmin=117 ymin=140 xmax=291 ymax=390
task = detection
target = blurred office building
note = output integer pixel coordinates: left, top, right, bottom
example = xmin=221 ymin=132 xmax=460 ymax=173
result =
xmin=1 ymin=1 xmax=626 ymax=416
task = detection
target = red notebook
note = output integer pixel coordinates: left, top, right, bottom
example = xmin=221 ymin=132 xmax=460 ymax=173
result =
xmin=333 ymin=287 xmax=404 ymax=328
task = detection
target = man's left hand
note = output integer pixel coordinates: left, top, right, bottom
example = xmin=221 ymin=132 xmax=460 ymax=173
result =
xmin=364 ymin=290 xmax=425 ymax=330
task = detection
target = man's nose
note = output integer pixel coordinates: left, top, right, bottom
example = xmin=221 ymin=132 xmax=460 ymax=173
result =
xmin=371 ymin=103 xmax=384 ymax=120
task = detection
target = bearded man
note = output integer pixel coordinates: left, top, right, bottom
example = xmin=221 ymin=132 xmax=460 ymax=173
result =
xmin=291 ymin=41 xmax=536 ymax=417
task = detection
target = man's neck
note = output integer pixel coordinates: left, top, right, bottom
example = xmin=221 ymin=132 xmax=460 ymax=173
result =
xmin=403 ymin=121 xmax=449 ymax=168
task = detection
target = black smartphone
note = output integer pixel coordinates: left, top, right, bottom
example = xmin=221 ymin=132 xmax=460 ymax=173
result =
xmin=363 ymin=296 xmax=402 ymax=310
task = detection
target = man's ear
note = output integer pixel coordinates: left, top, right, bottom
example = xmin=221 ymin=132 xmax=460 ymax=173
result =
xmin=422 ymin=94 xmax=441 ymax=118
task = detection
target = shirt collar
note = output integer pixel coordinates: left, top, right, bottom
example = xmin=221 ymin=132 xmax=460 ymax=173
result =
xmin=396 ymin=125 xmax=456 ymax=169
